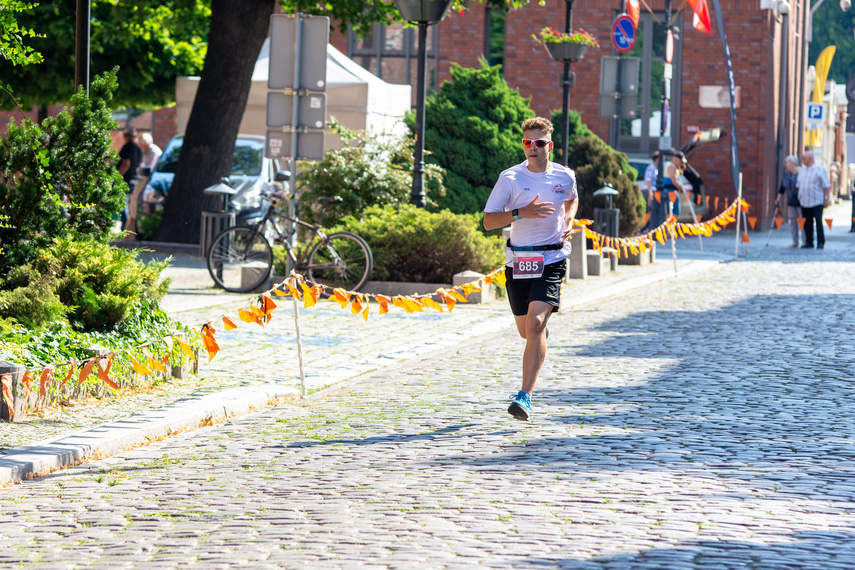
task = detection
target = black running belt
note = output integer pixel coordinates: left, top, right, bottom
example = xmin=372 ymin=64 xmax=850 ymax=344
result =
xmin=506 ymin=239 xmax=564 ymax=252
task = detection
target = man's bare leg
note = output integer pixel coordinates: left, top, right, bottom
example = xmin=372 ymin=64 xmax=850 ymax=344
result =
xmin=513 ymin=300 xmax=554 ymax=394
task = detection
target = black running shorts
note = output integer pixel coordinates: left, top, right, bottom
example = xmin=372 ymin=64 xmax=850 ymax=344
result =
xmin=504 ymin=259 xmax=566 ymax=316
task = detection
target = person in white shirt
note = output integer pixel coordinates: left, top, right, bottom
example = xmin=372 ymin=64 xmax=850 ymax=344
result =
xmin=797 ymin=150 xmax=831 ymax=249
xmin=137 ymin=132 xmax=162 ymax=170
xmin=483 ymin=117 xmax=579 ymax=421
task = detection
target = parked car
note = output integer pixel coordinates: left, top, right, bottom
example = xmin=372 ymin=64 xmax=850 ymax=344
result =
xmin=135 ymin=134 xmax=285 ymax=240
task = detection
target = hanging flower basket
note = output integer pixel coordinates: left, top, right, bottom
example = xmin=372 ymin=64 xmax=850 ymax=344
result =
xmin=393 ymin=0 xmax=453 ymax=22
xmin=544 ymin=42 xmax=590 ymax=63
xmin=532 ymin=27 xmax=599 ymax=63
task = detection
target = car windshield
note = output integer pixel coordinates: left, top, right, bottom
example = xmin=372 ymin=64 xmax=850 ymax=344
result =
xmin=154 ymin=137 xmax=265 ymax=176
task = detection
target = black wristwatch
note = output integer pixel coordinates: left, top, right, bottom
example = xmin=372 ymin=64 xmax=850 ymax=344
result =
xmin=512 ymin=208 xmax=521 ymax=220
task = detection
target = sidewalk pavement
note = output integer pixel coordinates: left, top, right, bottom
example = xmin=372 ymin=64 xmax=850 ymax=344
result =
xmin=1 ymin=202 xmax=851 ymax=486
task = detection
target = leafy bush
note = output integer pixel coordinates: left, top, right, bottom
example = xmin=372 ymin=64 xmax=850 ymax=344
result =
xmin=0 ymin=300 xmax=192 ymax=371
xmin=0 ymin=69 xmax=126 ymax=275
xmin=332 ymin=204 xmax=505 ymax=283
xmin=297 ymin=119 xmax=445 ymax=227
xmin=566 ymin=137 xmax=644 ymax=236
xmin=405 ymin=59 xmax=535 ymax=214
xmin=0 ymin=237 xmax=170 ymax=332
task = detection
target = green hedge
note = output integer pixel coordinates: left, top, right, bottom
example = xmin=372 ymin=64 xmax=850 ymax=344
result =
xmin=333 ymin=205 xmax=505 ymax=283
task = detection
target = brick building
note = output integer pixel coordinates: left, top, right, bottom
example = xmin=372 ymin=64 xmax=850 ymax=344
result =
xmin=331 ymin=0 xmax=815 ymax=227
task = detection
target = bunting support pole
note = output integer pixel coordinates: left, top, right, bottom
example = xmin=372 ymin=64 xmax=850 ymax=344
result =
xmin=684 ymin=193 xmax=704 ymax=251
xmin=734 ymin=171 xmax=743 ymax=260
xmin=292 ymin=297 xmax=306 ymax=398
xmin=669 ymin=201 xmax=678 ymax=273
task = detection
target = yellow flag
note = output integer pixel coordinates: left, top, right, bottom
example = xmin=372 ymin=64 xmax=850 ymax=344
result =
xmin=809 ymin=46 xmax=836 ymax=146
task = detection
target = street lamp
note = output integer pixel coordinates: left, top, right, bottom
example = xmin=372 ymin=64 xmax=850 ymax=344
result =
xmin=561 ymin=0 xmax=575 ymax=167
xmin=394 ymin=0 xmax=453 ymax=207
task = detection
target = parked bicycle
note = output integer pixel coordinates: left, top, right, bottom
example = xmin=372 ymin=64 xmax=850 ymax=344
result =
xmin=206 ymin=172 xmax=373 ymax=294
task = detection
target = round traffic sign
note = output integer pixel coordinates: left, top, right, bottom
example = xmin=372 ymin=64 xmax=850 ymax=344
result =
xmin=612 ymin=14 xmax=636 ymax=54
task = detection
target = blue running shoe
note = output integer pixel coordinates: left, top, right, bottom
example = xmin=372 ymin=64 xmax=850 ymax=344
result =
xmin=508 ymin=390 xmax=531 ymax=421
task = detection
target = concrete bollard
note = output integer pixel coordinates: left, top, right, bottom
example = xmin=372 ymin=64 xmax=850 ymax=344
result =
xmin=453 ymin=270 xmax=494 ymax=304
xmin=0 ymin=360 xmax=28 ymax=422
xmin=567 ymin=229 xmax=588 ymax=279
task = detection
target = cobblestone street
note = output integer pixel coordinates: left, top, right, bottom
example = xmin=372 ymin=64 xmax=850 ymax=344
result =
xmin=2 ymin=226 xmax=855 ymax=567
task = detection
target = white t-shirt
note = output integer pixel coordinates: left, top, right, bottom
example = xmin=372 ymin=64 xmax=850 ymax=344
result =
xmin=484 ymin=160 xmax=578 ymax=266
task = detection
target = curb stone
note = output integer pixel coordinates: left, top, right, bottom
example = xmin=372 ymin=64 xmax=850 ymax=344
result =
xmin=0 ymin=383 xmax=298 ymax=486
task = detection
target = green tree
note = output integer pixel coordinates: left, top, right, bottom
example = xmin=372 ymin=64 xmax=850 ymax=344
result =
xmin=0 ymin=0 xmax=209 ymax=119
xmin=0 ymin=69 xmax=126 ymax=274
xmin=810 ymin=2 xmax=855 ymax=85
xmin=0 ymin=0 xmax=43 ymax=67
xmin=279 ymin=0 xmax=537 ymax=36
xmin=405 ymin=59 xmax=535 ymax=214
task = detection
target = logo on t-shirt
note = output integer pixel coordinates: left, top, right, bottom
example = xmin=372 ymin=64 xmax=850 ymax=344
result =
xmin=523 ymin=187 xmax=532 ymax=192
xmin=552 ymin=184 xmax=566 ymax=194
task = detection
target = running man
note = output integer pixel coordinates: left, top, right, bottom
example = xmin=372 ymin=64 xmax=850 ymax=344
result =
xmin=483 ymin=117 xmax=579 ymax=421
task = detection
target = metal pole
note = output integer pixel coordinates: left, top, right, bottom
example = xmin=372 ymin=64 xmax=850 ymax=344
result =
xmin=74 ymin=0 xmax=90 ymax=94
xmin=292 ymin=298 xmax=306 ymax=398
xmin=798 ymin=1 xmax=815 ymax=154
xmin=411 ymin=21 xmax=428 ymax=207
xmin=654 ymin=0 xmax=672 ymax=231
xmin=777 ymin=13 xmax=789 ymax=193
xmin=734 ymin=172 xmax=743 ymax=260
xmin=561 ymin=0 xmax=574 ymax=167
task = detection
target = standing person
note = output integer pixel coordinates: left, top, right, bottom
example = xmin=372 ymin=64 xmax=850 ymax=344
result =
xmin=641 ymin=151 xmax=659 ymax=232
xmin=659 ymin=149 xmax=685 ymax=221
xmin=777 ymin=155 xmax=803 ymax=248
xmin=483 ymin=117 xmax=579 ymax=421
xmin=118 ymin=128 xmax=143 ymax=228
xmin=797 ymin=150 xmax=831 ymax=249
xmin=137 ymin=132 xmax=162 ymax=170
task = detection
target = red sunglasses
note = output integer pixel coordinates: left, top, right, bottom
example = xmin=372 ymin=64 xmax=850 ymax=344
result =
xmin=522 ymin=139 xmax=551 ymax=148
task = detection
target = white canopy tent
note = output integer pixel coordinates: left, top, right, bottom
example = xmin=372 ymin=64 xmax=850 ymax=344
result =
xmin=175 ymin=39 xmax=412 ymax=149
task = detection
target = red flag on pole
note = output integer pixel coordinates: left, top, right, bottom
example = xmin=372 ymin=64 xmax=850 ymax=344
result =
xmin=626 ymin=0 xmax=640 ymax=29
xmin=687 ymin=0 xmax=713 ymax=35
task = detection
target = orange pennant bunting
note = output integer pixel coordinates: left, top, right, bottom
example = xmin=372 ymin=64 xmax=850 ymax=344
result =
xmin=128 ymin=354 xmax=152 ymax=376
xmin=36 ymin=367 xmax=55 ymax=410
xmin=774 ymin=217 xmax=783 ymax=230
xmin=376 ymin=294 xmax=391 ymax=315
xmin=200 ymin=323 xmax=220 ymax=362
xmin=742 ymin=232 xmax=750 ymax=243
xmin=669 ymin=192 xmax=677 ymax=203
xmin=147 ymin=355 xmax=168 ymax=374
xmin=78 ymin=358 xmax=96 ymax=386
xmin=797 ymin=217 xmax=806 ymax=229
xmin=1 ymin=373 xmax=13 ymax=417
xmin=332 ymin=288 xmax=351 ymax=309
xmin=644 ymin=213 xmax=650 ymax=226
xmin=748 ymin=216 xmax=757 ymax=230
xmin=654 ymin=191 xmax=661 ymax=203
xmin=98 ymin=355 xmax=120 ymax=390
xmin=21 ymin=370 xmax=34 ymax=399
xmin=825 ymin=218 xmax=833 ymax=229
xmin=223 ymin=315 xmax=238 ymax=331
xmin=175 ymin=336 xmax=196 ymax=364
xmin=61 ymin=362 xmax=76 ymax=386
xmin=714 ymin=197 xmax=719 ymax=211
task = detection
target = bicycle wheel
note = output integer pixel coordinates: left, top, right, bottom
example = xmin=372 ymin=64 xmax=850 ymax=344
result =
xmin=207 ymin=226 xmax=273 ymax=293
xmin=306 ymin=232 xmax=373 ymax=291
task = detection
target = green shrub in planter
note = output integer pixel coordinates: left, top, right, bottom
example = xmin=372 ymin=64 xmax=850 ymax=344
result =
xmin=333 ymin=205 xmax=505 ymax=284
xmin=0 ymin=237 xmax=169 ymax=332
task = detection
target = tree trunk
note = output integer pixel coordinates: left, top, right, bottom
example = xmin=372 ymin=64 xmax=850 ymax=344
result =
xmin=157 ymin=0 xmax=276 ymax=244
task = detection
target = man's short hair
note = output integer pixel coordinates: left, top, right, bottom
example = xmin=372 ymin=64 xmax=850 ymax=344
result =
xmin=651 ymin=150 xmax=660 ymax=159
xmin=521 ymin=117 xmax=554 ymax=136
xmin=138 ymin=132 xmax=153 ymax=145
xmin=785 ymin=155 xmax=799 ymax=166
